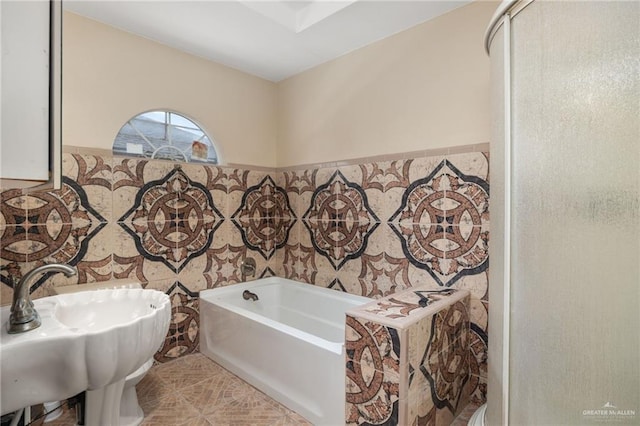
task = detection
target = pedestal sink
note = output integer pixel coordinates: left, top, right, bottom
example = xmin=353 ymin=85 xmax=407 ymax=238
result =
xmin=0 ymin=287 xmax=171 ymax=423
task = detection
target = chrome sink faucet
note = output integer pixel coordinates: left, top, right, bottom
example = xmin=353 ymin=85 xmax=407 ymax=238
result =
xmin=7 ymin=263 xmax=77 ymax=334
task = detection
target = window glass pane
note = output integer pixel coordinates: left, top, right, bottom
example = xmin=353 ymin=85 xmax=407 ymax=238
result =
xmin=112 ymin=110 xmax=218 ymax=164
xmin=139 ymin=111 xmax=166 ymax=123
xmin=169 ymin=113 xmax=200 ymax=130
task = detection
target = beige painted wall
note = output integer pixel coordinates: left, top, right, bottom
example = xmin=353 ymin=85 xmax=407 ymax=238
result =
xmin=276 ymin=1 xmax=496 ymax=167
xmin=63 ymin=2 xmax=496 ymax=169
xmin=62 ymin=12 xmax=278 ymax=167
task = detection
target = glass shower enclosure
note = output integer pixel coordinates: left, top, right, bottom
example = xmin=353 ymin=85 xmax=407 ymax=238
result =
xmin=486 ymin=1 xmax=639 ymax=424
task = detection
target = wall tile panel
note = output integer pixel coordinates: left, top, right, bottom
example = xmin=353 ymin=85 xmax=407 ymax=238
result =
xmin=0 ymin=146 xmax=489 ymax=387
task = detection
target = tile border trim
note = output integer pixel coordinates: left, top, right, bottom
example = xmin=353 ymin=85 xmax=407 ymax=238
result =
xmin=278 ymin=142 xmax=490 ymax=171
xmin=64 ymin=142 xmax=490 ymax=173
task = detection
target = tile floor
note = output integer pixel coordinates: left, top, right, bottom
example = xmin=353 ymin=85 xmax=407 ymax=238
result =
xmin=36 ymin=353 xmax=478 ymax=425
xmin=42 ymin=353 xmax=310 ymax=426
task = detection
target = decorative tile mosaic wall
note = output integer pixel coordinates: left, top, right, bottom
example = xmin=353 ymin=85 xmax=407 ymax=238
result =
xmin=0 ymin=148 xmax=488 ymax=406
xmin=0 ymin=153 xmax=279 ymax=362
xmin=346 ymin=287 xmax=471 ymax=426
xmin=276 ymin=151 xmax=489 ymax=404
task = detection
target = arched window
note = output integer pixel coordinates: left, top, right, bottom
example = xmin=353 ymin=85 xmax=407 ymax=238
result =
xmin=113 ymin=111 xmax=219 ymax=164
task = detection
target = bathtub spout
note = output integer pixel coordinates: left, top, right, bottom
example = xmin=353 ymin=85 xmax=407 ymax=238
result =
xmin=242 ymin=290 xmax=259 ymax=301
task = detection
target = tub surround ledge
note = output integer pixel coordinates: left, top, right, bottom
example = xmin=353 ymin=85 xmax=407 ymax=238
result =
xmin=346 ymin=286 xmax=471 ymax=426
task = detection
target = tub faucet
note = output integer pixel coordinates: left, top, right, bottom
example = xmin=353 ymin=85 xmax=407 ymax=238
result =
xmin=240 ymin=257 xmax=256 ymax=280
xmin=242 ymin=290 xmax=259 ymax=301
xmin=7 ymin=263 xmax=77 ymax=334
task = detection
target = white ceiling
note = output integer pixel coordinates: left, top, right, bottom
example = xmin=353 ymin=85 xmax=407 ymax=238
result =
xmin=64 ymin=0 xmax=472 ymax=82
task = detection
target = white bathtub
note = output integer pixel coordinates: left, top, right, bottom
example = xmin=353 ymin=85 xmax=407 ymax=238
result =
xmin=199 ymin=277 xmax=372 ymax=425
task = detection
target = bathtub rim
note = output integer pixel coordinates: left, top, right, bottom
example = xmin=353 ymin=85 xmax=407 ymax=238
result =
xmin=199 ymin=277 xmax=372 ymax=355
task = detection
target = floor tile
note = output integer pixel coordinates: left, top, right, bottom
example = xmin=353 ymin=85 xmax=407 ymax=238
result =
xmin=33 ymin=353 xmax=312 ymax=426
xmin=140 ymin=353 xmax=312 ymax=425
xmin=150 ymin=353 xmax=227 ymax=391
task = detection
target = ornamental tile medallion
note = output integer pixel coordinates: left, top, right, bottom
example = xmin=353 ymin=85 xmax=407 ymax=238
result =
xmin=468 ymin=324 xmax=488 ymax=404
xmin=420 ymin=300 xmax=470 ymax=414
xmin=119 ymin=168 xmax=223 ymax=273
xmin=277 ymin=240 xmax=321 ymax=284
xmin=303 ymin=171 xmax=379 ymax=270
xmin=469 ymin=324 xmax=488 ymax=378
xmin=231 ymin=176 xmax=295 ymax=260
xmin=0 ymin=177 xmax=106 ymax=292
xmin=346 ymin=315 xmax=401 ymax=426
xmin=201 ymin=245 xmax=231 ymax=288
xmin=155 ymin=281 xmax=200 ymax=362
xmin=338 ymin=249 xmax=416 ymax=299
xmin=389 ymin=160 xmax=489 ymax=287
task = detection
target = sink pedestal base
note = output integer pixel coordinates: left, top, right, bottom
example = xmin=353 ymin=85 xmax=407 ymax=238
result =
xmin=85 ymin=379 xmax=125 ymax=426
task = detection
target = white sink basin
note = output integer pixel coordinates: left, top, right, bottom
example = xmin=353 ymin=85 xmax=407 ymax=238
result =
xmin=55 ymin=288 xmax=166 ymax=332
xmin=0 ymin=288 xmax=170 ymax=416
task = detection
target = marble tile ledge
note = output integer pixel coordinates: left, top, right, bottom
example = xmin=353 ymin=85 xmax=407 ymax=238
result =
xmin=346 ymin=284 xmax=471 ymax=329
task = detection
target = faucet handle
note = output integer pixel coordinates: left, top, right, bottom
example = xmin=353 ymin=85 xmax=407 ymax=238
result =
xmin=240 ymin=258 xmax=257 ymax=278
